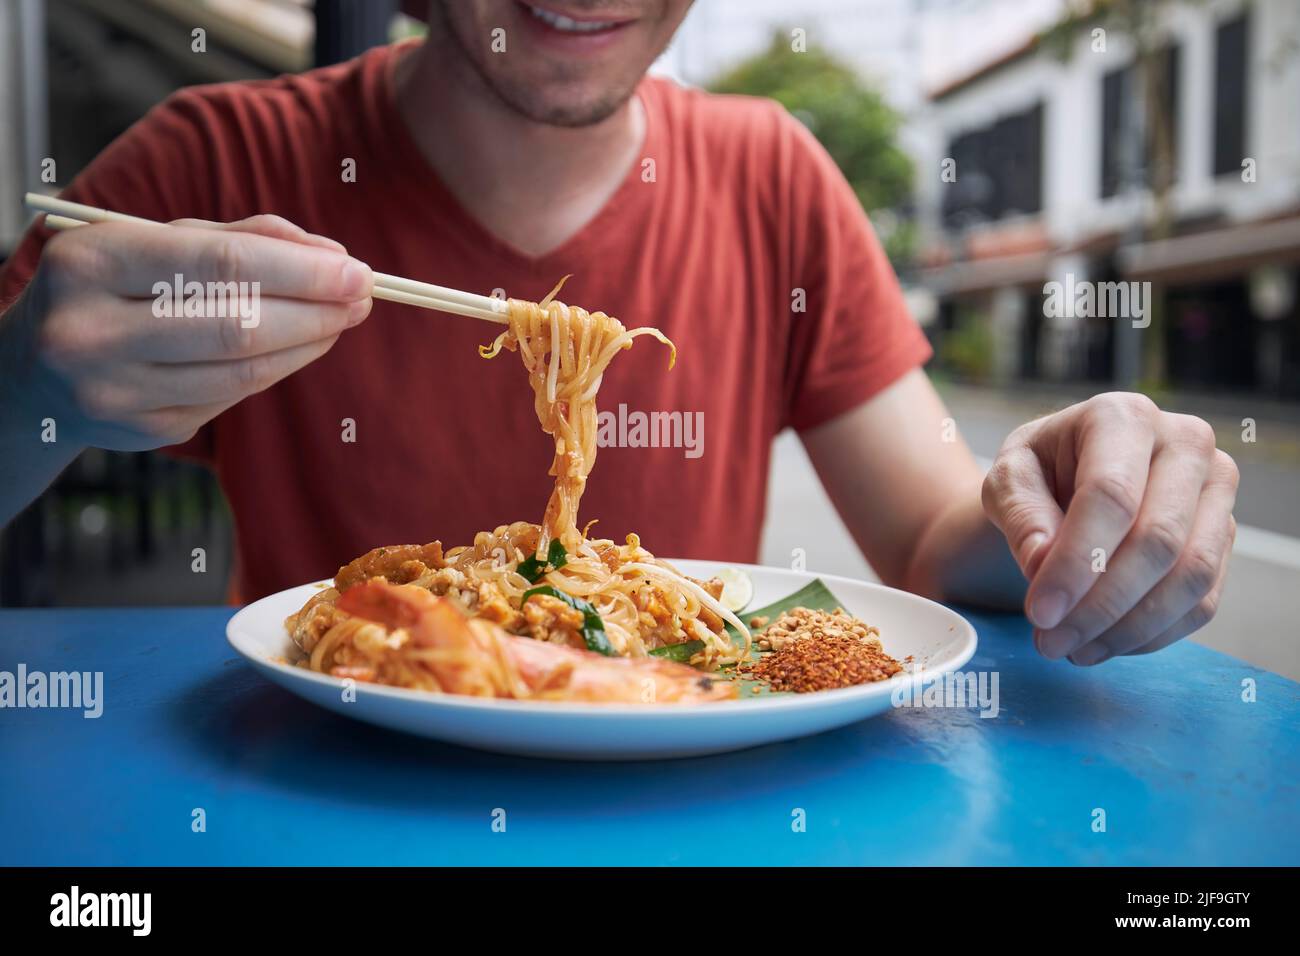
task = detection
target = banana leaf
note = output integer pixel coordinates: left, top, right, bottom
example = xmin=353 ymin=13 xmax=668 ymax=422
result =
xmin=647 ymin=578 xmax=848 ymax=698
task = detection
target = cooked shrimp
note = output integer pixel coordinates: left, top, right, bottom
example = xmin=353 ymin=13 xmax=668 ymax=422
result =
xmin=334 ymin=542 xmax=445 ymax=591
xmin=335 ymin=580 xmax=736 ymax=704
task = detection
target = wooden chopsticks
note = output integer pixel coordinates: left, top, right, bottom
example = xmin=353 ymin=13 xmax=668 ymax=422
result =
xmin=23 ymin=193 xmax=510 ymax=325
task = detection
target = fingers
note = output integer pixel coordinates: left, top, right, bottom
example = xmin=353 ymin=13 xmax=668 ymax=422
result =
xmin=985 ymin=394 xmax=1237 ymax=667
xmin=168 ymin=214 xmax=347 ymax=253
xmin=28 ymin=213 xmax=369 ymax=454
xmin=1066 ymin=453 xmax=1238 ymax=665
xmin=72 ymin=334 xmax=343 ymax=425
xmin=103 ymin=294 xmax=371 ymax=364
xmin=44 ymin=220 xmax=371 ymax=302
xmin=39 ymin=293 xmax=370 ymax=368
xmin=1124 ymin=555 xmax=1229 ymax=658
xmin=1024 ymin=395 xmax=1157 ymax=632
xmin=150 ymin=336 xmax=344 ymax=408
xmin=1035 ymin=415 xmax=1214 ymax=660
xmin=981 ymin=428 xmax=1066 ymax=578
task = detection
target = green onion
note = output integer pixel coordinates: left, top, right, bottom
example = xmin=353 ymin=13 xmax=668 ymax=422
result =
xmin=516 ymin=555 xmax=545 ymax=583
xmin=521 ymin=585 xmax=615 ymax=656
xmin=516 ymin=539 xmax=568 ymax=584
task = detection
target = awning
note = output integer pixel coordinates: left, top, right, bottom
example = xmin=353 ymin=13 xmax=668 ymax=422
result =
xmin=1118 ymin=216 xmax=1300 ymax=283
xmin=917 ymin=251 xmax=1051 ymax=296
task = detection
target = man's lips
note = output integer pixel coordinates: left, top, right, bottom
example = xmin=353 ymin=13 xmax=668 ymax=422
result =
xmin=517 ymin=1 xmax=638 ymax=26
xmin=515 ymin=1 xmax=639 ymax=48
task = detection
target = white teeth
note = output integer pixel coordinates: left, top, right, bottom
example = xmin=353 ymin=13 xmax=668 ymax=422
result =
xmin=527 ymin=5 xmax=619 ymax=33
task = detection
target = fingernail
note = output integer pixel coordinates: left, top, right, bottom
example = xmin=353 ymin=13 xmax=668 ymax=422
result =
xmin=340 ymin=258 xmax=371 ymax=298
xmin=1070 ymin=642 xmax=1110 ymax=667
xmin=1039 ymin=626 xmax=1079 ymax=660
xmin=1030 ymin=588 xmax=1069 ymax=630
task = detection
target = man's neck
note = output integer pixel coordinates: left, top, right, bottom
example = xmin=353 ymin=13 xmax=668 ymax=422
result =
xmin=393 ymin=39 xmax=646 ymax=260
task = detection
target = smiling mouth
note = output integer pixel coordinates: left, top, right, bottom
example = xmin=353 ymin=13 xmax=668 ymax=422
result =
xmin=517 ymin=2 xmax=634 ymax=35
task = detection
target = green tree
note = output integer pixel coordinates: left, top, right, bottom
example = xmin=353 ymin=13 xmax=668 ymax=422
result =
xmin=709 ymin=31 xmax=915 ymax=264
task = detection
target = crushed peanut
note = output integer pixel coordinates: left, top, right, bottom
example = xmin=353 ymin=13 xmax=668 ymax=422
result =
xmin=741 ymin=606 xmax=901 ymax=693
xmin=754 ymin=606 xmax=880 ymax=652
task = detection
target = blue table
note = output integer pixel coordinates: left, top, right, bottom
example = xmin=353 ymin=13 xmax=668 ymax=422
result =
xmin=1 ymin=606 xmax=1296 ymax=866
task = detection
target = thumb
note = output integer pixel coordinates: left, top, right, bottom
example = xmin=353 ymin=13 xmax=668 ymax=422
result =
xmin=981 ymin=443 xmax=1066 ymax=579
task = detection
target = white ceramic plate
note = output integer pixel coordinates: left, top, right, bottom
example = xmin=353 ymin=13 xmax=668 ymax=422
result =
xmin=226 ymin=561 xmax=977 ymax=760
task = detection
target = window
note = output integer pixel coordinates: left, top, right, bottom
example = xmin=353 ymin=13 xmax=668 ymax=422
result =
xmin=1098 ymin=43 xmax=1181 ymax=198
xmin=1100 ymin=65 xmax=1128 ymax=199
xmin=941 ymin=101 xmax=1044 ymax=227
xmin=994 ymin=103 xmax=1044 ymax=217
xmin=1214 ymin=12 xmax=1249 ymax=177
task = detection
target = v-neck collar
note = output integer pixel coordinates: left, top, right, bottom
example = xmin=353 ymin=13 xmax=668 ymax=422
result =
xmin=367 ymin=41 xmax=659 ymax=272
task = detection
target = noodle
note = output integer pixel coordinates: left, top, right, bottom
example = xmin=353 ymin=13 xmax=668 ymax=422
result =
xmin=480 ymin=276 xmax=676 ymax=551
xmin=288 ymin=278 xmax=749 ymax=689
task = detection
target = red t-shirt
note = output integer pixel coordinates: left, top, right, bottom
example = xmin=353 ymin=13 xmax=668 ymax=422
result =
xmin=0 ymin=43 xmax=930 ymax=602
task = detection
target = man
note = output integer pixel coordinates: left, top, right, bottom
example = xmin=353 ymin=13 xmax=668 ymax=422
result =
xmin=0 ymin=1 xmax=1237 ymax=667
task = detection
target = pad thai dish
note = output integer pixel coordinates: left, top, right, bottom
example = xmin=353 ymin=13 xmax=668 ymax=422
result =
xmin=285 ymin=278 xmax=752 ymax=705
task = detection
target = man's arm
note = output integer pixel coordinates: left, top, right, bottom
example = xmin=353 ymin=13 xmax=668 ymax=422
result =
xmin=800 ymin=368 xmax=1238 ymax=665
xmin=0 ymin=303 xmax=85 ymax=522
xmin=800 ymin=368 xmax=1025 ymax=607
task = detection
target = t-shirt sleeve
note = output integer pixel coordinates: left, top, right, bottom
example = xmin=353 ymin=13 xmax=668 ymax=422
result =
xmin=0 ymin=88 xmax=230 ymax=462
xmin=775 ymin=107 xmax=932 ymax=433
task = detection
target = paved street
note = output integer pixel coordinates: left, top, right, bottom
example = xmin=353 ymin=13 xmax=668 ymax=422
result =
xmin=760 ymin=381 xmax=1300 ymax=680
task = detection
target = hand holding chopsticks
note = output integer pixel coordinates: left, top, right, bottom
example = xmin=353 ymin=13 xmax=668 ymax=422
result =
xmin=23 ymin=193 xmax=509 ymax=325
xmin=5 ymin=192 xmax=520 ymax=458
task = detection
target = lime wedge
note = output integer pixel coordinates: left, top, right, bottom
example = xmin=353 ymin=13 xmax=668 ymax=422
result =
xmin=715 ymin=566 xmax=754 ymax=613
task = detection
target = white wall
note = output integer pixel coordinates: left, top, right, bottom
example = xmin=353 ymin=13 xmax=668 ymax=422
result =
xmin=914 ymin=0 xmax=1300 ymax=253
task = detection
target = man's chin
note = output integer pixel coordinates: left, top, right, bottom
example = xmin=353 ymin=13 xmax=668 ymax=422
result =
xmin=529 ymin=101 xmax=627 ymax=128
xmin=480 ymin=70 xmax=637 ymax=128
xmin=496 ymin=87 xmax=634 ymax=128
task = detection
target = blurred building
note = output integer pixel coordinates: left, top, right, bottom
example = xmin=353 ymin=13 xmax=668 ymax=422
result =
xmin=0 ymin=0 xmax=404 ymax=250
xmin=912 ymin=0 xmax=1300 ymax=399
